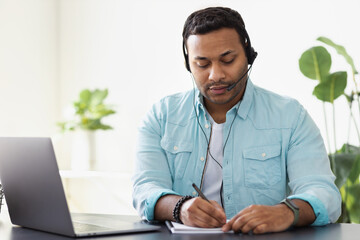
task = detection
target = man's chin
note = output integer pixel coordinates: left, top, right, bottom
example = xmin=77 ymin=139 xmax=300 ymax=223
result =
xmin=205 ymin=95 xmax=233 ymax=105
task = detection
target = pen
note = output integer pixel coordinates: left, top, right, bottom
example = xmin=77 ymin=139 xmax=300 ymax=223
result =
xmin=192 ymin=183 xmax=210 ymax=202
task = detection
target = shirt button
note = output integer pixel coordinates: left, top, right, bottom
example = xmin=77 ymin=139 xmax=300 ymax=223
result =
xmin=200 ymin=157 xmax=205 ymax=161
xmin=174 ymin=146 xmax=178 ymax=151
xmin=205 ymin=124 xmax=209 ymax=129
xmin=192 ymin=191 xmax=197 ymax=196
xmin=262 ymin=153 xmax=266 ymax=157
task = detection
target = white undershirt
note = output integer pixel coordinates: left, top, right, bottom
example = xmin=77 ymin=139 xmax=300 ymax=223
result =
xmin=202 ymin=116 xmax=224 ymax=206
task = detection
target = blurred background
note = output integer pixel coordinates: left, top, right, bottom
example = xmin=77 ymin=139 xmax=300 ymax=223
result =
xmin=1 ymin=0 xmax=359 ymax=216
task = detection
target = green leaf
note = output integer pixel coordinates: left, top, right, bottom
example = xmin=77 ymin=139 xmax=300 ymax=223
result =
xmin=97 ymin=124 xmax=113 ymax=130
xmin=348 ymin=154 xmax=360 ymax=183
xmin=317 ymin=36 xmax=358 ymax=75
xmin=337 ymin=201 xmax=350 ymax=223
xmin=334 ymin=145 xmax=360 ymax=223
xmin=338 ymin=144 xmax=360 ymax=154
xmin=83 ymin=118 xmax=113 ymax=131
xmin=93 ymin=109 xmax=116 ymax=119
xmin=79 ymin=89 xmax=91 ymax=103
xmin=299 ymin=46 xmax=331 ymax=81
xmin=57 ymin=121 xmax=75 ymax=132
xmin=346 ymin=184 xmax=360 ymax=223
xmin=312 ymin=71 xmax=347 ymax=103
xmin=90 ymin=89 xmax=108 ymax=107
xmin=331 ymin=153 xmax=358 ymax=188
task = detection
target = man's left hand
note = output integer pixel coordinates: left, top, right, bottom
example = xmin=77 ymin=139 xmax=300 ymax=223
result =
xmin=222 ymin=204 xmax=294 ymax=234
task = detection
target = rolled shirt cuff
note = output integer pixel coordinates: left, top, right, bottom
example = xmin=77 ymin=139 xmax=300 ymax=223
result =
xmin=144 ymin=189 xmax=180 ymax=221
xmin=288 ymin=193 xmax=330 ymax=226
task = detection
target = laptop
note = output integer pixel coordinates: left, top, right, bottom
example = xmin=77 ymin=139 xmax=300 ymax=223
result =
xmin=0 ymin=137 xmax=160 ymax=237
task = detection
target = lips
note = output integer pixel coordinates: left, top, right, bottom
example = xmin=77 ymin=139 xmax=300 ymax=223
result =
xmin=209 ymin=85 xmax=228 ymax=94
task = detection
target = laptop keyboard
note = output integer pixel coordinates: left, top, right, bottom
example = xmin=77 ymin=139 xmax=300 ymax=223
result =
xmin=73 ymin=221 xmax=113 ymax=233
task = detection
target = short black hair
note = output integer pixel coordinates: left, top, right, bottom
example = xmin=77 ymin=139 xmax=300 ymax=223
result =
xmin=182 ymin=7 xmax=247 ymax=48
xmin=182 ymin=7 xmax=257 ymax=71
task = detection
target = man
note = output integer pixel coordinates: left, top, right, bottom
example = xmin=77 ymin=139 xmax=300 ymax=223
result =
xmin=132 ymin=7 xmax=341 ymax=234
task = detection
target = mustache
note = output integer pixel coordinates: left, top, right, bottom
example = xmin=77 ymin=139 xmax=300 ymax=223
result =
xmin=205 ymin=81 xmax=234 ymax=89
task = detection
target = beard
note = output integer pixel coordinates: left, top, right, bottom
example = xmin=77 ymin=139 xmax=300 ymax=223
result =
xmin=201 ymin=77 xmax=247 ymax=105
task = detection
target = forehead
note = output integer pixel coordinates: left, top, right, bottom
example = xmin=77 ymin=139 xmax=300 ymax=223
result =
xmin=186 ymin=28 xmax=242 ymax=57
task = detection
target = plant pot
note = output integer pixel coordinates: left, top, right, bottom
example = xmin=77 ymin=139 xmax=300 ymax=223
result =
xmin=71 ymin=130 xmax=96 ymax=171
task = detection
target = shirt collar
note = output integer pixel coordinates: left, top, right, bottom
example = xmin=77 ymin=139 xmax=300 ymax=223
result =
xmin=194 ymin=90 xmax=209 ymax=121
xmin=237 ymin=78 xmax=254 ymax=120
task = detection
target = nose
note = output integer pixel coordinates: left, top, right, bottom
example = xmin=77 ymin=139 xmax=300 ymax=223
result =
xmin=209 ymin=63 xmax=225 ymax=82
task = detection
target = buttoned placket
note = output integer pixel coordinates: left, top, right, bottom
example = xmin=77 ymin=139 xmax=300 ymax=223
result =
xmin=222 ymin=104 xmax=242 ymax=216
xmin=197 ymin=103 xmax=212 ymax=192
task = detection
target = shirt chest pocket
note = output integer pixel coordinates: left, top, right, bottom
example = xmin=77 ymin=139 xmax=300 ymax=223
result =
xmin=243 ymin=144 xmax=282 ymax=189
xmin=160 ymin=138 xmax=193 ymax=180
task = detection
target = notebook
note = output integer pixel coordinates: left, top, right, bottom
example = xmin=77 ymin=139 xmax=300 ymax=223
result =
xmin=0 ymin=137 xmax=160 ymax=237
xmin=166 ymin=221 xmax=232 ymax=234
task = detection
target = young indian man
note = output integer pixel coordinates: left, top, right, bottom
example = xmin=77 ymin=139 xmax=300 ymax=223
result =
xmin=132 ymin=7 xmax=341 ymax=234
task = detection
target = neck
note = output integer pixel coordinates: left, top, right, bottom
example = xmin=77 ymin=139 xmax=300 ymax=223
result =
xmin=205 ymin=87 xmax=245 ymax=124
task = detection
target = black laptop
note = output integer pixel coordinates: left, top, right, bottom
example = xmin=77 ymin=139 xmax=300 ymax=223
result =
xmin=0 ymin=137 xmax=160 ymax=237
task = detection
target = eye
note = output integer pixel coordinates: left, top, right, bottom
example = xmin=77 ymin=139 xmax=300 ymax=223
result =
xmin=222 ymin=58 xmax=235 ymax=64
xmin=198 ymin=64 xmax=209 ymax=68
xmin=196 ymin=61 xmax=210 ymax=68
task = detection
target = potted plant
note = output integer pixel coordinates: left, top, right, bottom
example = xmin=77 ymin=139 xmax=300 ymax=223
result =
xmin=299 ymin=37 xmax=360 ymax=223
xmin=58 ymin=89 xmax=116 ymax=170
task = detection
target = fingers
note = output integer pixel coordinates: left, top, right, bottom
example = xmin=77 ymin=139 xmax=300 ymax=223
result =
xmin=223 ymin=210 xmax=255 ymax=233
xmin=206 ymin=200 xmax=227 ymax=222
xmin=222 ymin=206 xmax=252 ymax=232
xmin=233 ymin=214 xmax=261 ymax=233
xmin=180 ymin=198 xmax=226 ymax=228
xmin=222 ymin=204 xmax=293 ymax=234
xmin=191 ymin=198 xmax=226 ymax=227
xmin=210 ymin=200 xmax=223 ymax=210
xmin=253 ymin=224 xmax=268 ymax=234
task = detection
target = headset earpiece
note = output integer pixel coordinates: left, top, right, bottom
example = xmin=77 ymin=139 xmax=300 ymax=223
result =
xmin=247 ymin=47 xmax=258 ymax=65
xmin=182 ymin=42 xmax=191 ymax=72
xmin=242 ymin=29 xmax=257 ymax=65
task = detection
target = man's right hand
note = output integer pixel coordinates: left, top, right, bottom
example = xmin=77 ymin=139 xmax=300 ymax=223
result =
xmin=180 ymin=197 xmax=226 ymax=228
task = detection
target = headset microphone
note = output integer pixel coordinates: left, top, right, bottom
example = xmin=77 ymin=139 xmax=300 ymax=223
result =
xmin=226 ymin=63 xmax=254 ymax=91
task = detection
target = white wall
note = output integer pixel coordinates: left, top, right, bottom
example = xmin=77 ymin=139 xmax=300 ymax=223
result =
xmin=1 ymin=0 xmax=360 ymax=171
xmin=58 ymin=0 xmax=360 ymax=171
xmin=0 ymin=0 xmax=59 ymax=137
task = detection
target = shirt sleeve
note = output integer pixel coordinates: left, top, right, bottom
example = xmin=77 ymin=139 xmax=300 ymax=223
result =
xmin=132 ymin=102 xmax=179 ymax=221
xmin=287 ymin=104 xmax=341 ymax=226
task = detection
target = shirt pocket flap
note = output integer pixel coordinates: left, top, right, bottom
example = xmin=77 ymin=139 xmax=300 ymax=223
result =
xmin=160 ymin=138 xmax=193 ymax=154
xmin=243 ymin=144 xmax=281 ymax=161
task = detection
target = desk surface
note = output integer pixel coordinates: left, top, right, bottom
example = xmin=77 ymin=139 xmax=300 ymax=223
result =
xmin=0 ymin=211 xmax=359 ymax=240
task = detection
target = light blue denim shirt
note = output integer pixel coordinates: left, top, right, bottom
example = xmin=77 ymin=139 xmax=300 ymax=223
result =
xmin=132 ymin=79 xmax=341 ymax=226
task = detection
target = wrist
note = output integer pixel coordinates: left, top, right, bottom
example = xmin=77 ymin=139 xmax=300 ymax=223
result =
xmin=172 ymin=195 xmax=193 ymax=223
xmin=280 ymin=198 xmax=300 ymax=226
